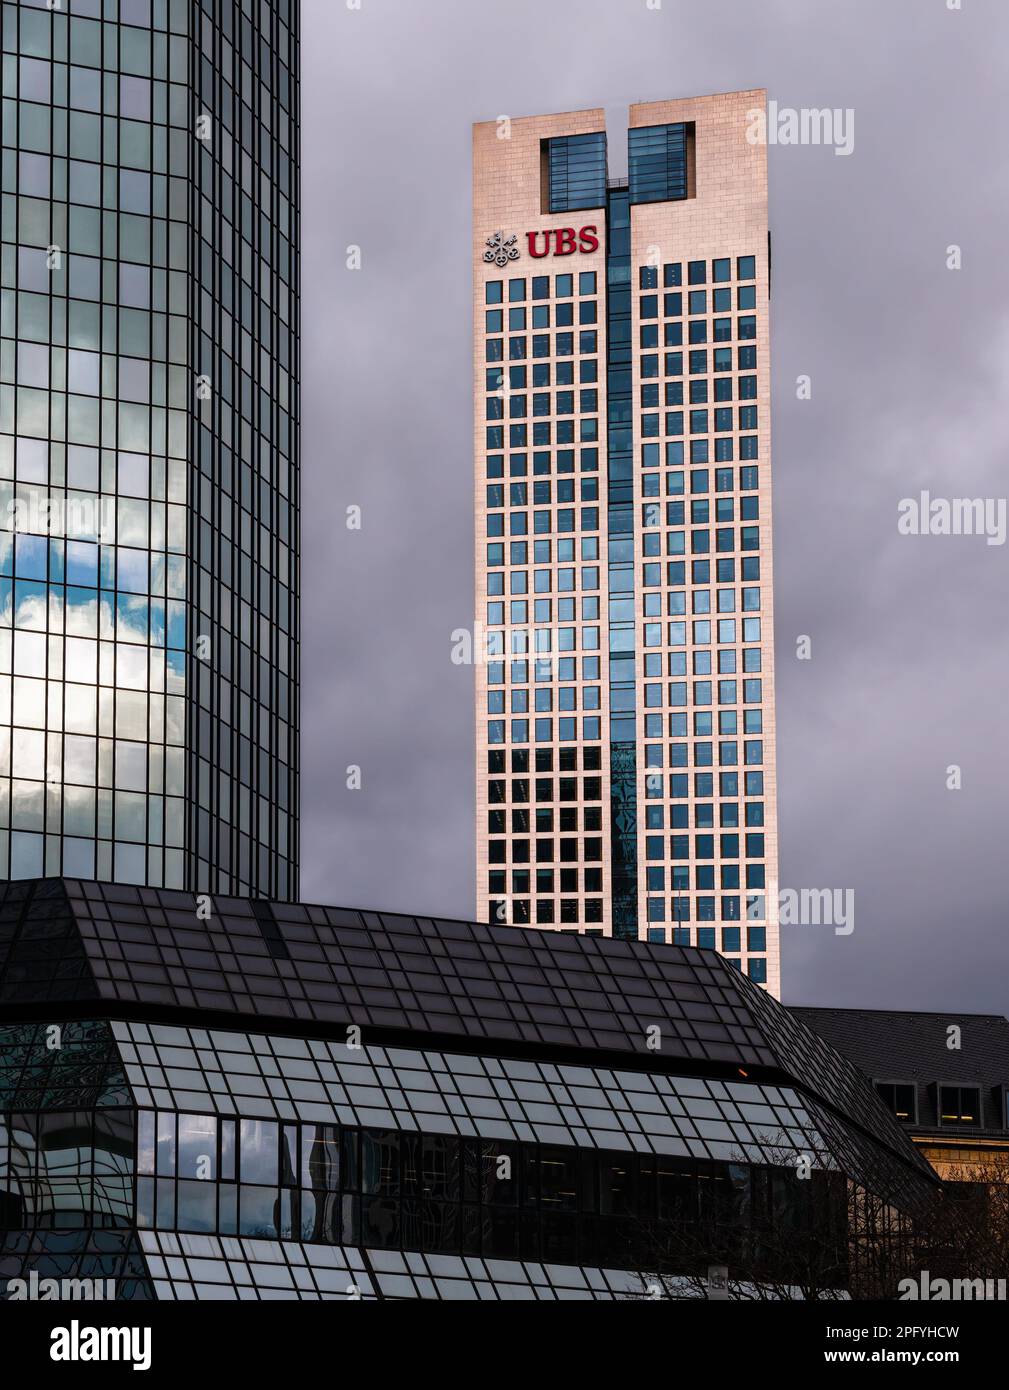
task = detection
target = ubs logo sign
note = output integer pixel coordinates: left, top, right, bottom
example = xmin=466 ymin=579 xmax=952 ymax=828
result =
xmin=484 ymin=226 xmax=600 ymax=265
xmin=483 ymin=231 xmax=520 ymax=268
xmin=526 ymin=226 xmax=599 ymax=257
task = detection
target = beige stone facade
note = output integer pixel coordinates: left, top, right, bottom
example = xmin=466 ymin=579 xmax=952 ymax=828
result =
xmin=473 ymin=92 xmax=779 ymax=995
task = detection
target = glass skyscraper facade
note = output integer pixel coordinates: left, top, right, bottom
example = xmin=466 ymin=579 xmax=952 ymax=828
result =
xmin=474 ymin=94 xmax=779 ymax=993
xmin=1 ymin=0 xmax=299 ymax=896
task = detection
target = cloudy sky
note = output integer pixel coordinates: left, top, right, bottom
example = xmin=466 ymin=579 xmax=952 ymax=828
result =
xmin=298 ymin=0 xmax=1009 ymax=1013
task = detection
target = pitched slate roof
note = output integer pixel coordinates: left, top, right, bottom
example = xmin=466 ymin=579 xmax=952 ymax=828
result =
xmin=790 ymin=1006 xmax=1009 ymax=1135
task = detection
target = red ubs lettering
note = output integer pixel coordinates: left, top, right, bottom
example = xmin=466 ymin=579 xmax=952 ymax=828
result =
xmin=525 ymin=226 xmax=599 ymax=258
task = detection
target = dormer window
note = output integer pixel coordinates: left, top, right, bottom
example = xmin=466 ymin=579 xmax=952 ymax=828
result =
xmin=874 ymin=1081 xmax=917 ymax=1123
xmin=938 ymin=1085 xmax=981 ymax=1127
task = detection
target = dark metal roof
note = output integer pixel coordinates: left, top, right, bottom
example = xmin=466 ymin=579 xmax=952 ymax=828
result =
xmin=0 ymin=878 xmax=932 ymax=1179
xmin=790 ymin=1006 xmax=1009 ymax=1137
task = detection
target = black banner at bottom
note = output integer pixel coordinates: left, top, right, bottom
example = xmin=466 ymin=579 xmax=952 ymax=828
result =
xmin=2 ymin=1295 xmax=998 ymax=1376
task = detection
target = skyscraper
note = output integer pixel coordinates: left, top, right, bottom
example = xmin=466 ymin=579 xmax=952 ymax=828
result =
xmin=474 ymin=92 xmax=778 ymax=993
xmin=1 ymin=0 xmax=299 ymax=896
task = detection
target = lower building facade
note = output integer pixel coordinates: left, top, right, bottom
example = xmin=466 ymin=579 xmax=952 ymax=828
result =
xmin=792 ymin=1007 xmax=1009 ymax=1183
xmin=0 ymin=879 xmax=933 ymax=1300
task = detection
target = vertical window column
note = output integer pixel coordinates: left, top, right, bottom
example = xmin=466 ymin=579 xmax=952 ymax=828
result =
xmin=604 ymin=190 xmax=637 ymax=938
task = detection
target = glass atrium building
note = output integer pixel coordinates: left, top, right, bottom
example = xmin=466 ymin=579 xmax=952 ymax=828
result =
xmin=1 ymin=0 xmax=299 ymax=895
xmin=0 ymin=878 xmax=934 ymax=1301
